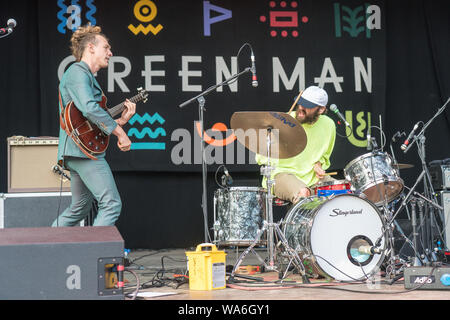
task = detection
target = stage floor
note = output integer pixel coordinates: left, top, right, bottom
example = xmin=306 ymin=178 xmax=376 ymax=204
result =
xmin=123 ymin=247 xmax=450 ymax=301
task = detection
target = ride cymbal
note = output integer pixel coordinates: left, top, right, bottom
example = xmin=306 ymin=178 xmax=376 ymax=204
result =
xmin=230 ymin=111 xmax=307 ymax=159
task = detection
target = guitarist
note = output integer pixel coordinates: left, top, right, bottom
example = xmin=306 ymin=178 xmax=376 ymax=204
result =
xmin=53 ymin=25 xmax=136 ymax=227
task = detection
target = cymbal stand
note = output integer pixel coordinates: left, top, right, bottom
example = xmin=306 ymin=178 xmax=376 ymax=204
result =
xmin=410 ymin=198 xmax=424 ymax=266
xmin=229 ymin=127 xmax=309 ymax=283
xmin=263 ymin=127 xmax=276 ymax=269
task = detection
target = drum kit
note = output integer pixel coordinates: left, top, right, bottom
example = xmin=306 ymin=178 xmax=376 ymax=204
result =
xmin=212 ymin=102 xmax=449 ymax=283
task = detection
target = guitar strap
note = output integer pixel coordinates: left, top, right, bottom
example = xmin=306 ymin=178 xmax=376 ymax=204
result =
xmin=58 ymin=89 xmax=98 ymax=161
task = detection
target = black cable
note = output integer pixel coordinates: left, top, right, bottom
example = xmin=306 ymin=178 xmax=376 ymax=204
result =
xmin=56 ymin=136 xmax=69 ymax=227
xmin=138 ymin=254 xmax=188 ymax=290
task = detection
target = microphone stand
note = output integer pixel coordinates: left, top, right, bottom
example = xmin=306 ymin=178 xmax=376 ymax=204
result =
xmin=179 ymin=67 xmax=253 ymax=243
xmin=379 ymin=97 xmax=450 ymax=263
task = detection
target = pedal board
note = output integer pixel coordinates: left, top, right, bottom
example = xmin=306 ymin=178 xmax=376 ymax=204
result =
xmin=404 ymin=266 xmax=450 ymax=290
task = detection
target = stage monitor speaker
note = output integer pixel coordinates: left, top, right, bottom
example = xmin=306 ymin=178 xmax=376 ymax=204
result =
xmin=0 ymin=226 xmax=124 ymax=300
xmin=7 ymin=136 xmax=71 ymax=192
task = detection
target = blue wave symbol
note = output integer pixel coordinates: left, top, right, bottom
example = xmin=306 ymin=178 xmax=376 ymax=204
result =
xmin=129 ymin=112 xmax=165 ymax=126
xmin=85 ymin=0 xmax=97 ymax=25
xmin=127 ymin=127 xmax=166 ymax=139
xmin=57 ymin=0 xmax=68 ymax=34
xmin=131 ymin=142 xmax=165 ymax=150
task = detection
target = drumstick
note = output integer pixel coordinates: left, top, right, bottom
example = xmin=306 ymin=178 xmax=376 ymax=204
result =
xmin=325 ymin=172 xmax=338 ymax=176
xmin=287 ymin=90 xmax=303 ymax=114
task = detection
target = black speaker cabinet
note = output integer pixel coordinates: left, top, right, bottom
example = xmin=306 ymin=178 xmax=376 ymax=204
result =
xmin=0 ymin=226 xmax=124 ymax=300
xmin=0 ymin=192 xmax=72 ymax=228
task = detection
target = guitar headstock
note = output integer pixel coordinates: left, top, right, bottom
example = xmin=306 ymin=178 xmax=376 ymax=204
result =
xmin=137 ymin=87 xmax=149 ymax=103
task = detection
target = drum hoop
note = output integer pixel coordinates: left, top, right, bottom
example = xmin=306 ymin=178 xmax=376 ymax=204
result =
xmin=352 ymin=177 xmax=404 ymax=190
xmin=315 ymin=180 xmax=351 ymax=188
xmin=343 ymin=151 xmax=391 ymax=172
xmin=222 ymin=186 xmax=267 ymax=192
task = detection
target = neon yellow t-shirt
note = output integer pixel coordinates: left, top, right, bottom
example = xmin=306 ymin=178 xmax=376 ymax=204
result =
xmin=255 ymin=112 xmax=336 ymax=188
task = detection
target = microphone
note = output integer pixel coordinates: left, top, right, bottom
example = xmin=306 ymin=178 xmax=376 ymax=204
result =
xmin=52 ymin=164 xmax=71 ymax=181
xmin=400 ymin=122 xmax=420 ymax=151
xmin=250 ymin=50 xmax=258 ymax=87
xmin=7 ymin=18 xmax=17 ymax=30
xmin=358 ymin=245 xmax=383 ymax=255
xmin=0 ymin=18 xmax=16 ymax=36
xmin=222 ymin=167 xmax=233 ymax=186
xmin=329 ymin=104 xmax=350 ymax=128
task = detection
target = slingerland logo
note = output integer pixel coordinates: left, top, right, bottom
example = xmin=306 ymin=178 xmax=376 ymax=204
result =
xmin=329 ymin=208 xmax=363 ymax=217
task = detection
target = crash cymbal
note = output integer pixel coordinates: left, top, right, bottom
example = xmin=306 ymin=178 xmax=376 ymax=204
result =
xmin=393 ymin=163 xmax=414 ymax=169
xmin=230 ymin=111 xmax=307 ymax=159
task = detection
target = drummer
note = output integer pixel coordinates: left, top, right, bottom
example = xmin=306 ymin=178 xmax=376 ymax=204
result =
xmin=256 ymin=85 xmax=336 ymax=204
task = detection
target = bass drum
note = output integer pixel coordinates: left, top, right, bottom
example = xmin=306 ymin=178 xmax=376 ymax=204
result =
xmin=283 ymin=194 xmax=385 ymax=281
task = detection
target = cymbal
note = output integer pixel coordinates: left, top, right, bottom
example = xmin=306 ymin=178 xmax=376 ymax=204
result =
xmin=230 ymin=111 xmax=307 ymax=159
xmin=393 ymin=163 xmax=414 ymax=169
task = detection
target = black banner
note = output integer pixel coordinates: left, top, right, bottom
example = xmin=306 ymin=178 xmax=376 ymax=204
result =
xmin=29 ymin=0 xmax=386 ymax=172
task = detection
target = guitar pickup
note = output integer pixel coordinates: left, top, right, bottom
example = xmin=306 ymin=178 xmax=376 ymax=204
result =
xmin=74 ymin=121 xmax=94 ymax=137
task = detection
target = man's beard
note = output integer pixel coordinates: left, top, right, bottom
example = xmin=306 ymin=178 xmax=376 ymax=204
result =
xmin=297 ymin=108 xmax=321 ymax=124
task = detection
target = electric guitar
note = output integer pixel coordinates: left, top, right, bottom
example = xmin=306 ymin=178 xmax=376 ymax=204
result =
xmin=60 ymin=87 xmax=149 ymax=160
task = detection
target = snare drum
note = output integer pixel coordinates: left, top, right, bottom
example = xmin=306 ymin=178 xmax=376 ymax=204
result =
xmin=314 ymin=180 xmax=352 ymax=197
xmin=283 ymin=194 xmax=385 ymax=281
xmin=344 ymin=152 xmax=404 ymax=205
xmin=213 ymin=187 xmax=267 ymax=246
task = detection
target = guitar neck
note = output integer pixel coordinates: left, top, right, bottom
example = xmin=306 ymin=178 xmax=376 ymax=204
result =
xmin=108 ymin=94 xmax=142 ymax=118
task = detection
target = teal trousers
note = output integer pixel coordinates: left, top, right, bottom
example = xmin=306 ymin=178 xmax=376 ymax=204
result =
xmin=52 ymin=157 xmax=122 ymax=227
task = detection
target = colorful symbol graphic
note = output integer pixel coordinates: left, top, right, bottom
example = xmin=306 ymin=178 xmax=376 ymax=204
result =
xmin=128 ymin=0 xmax=163 ymax=36
xmin=203 ymin=1 xmax=232 ymax=36
xmin=345 ymin=110 xmax=371 ymax=148
xmin=334 ymin=3 xmax=380 ymax=39
xmin=195 ymin=122 xmax=236 ymax=147
xmin=128 ymin=112 xmax=166 ymax=150
xmin=57 ymin=0 xmax=97 ymax=34
xmin=259 ymin=1 xmax=308 ymax=38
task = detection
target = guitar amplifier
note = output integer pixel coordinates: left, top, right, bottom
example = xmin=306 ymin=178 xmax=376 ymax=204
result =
xmin=7 ymin=136 xmax=70 ymax=192
xmin=429 ymin=159 xmax=450 ymax=191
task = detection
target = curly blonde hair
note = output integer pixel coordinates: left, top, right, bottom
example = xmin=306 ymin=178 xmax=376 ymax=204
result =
xmin=70 ymin=25 xmax=108 ymax=61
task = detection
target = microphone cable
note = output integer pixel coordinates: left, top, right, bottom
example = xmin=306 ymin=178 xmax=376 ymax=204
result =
xmin=56 ymin=135 xmax=70 ymax=227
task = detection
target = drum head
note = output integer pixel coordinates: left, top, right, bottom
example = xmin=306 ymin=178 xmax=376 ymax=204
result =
xmin=310 ymin=195 xmax=385 ymax=281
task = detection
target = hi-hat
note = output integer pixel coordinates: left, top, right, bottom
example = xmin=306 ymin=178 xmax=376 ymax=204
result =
xmin=230 ymin=111 xmax=307 ymax=159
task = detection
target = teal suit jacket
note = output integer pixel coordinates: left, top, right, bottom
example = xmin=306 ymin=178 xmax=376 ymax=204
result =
xmin=58 ymin=61 xmax=117 ymax=162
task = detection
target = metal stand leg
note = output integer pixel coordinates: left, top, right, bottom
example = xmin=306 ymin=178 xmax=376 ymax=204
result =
xmin=410 ymin=198 xmax=423 ymax=267
xmin=229 ymin=220 xmax=309 ymax=283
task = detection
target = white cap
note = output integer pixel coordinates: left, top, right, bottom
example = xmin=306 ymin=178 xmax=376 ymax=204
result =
xmin=296 ymin=86 xmax=328 ymax=108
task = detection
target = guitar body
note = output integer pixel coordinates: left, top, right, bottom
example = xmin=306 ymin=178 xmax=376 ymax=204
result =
xmin=60 ymin=87 xmax=148 ymax=160
xmin=64 ymin=95 xmax=110 ymax=157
